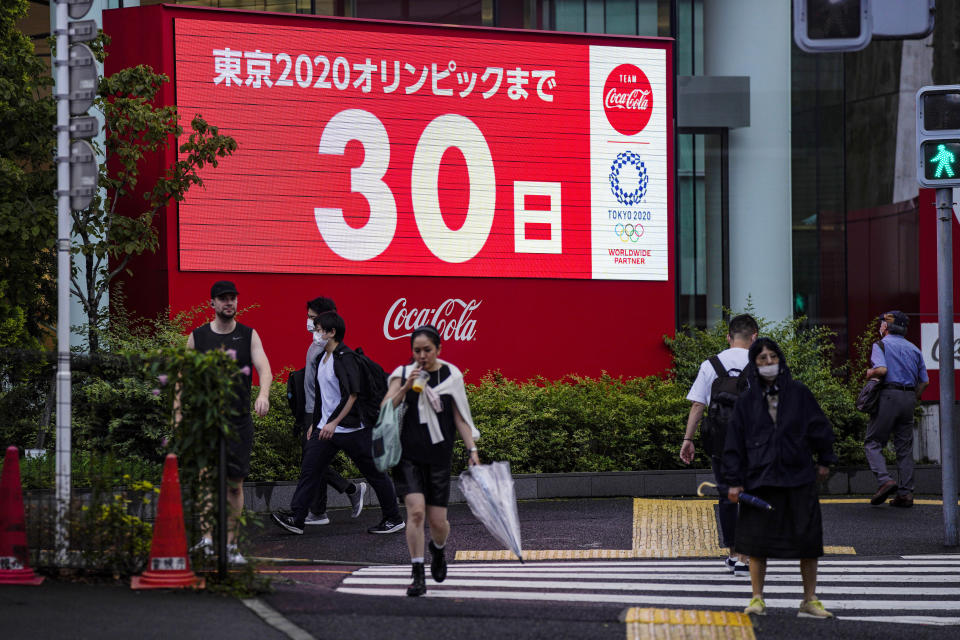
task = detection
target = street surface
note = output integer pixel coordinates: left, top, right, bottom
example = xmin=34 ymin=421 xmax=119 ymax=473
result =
xmin=3 ymin=496 xmax=959 ymax=639
xmin=247 ymin=496 xmax=960 ymax=639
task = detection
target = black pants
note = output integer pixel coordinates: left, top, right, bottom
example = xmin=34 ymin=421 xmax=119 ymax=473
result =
xmin=296 ymin=420 xmax=351 ymax=515
xmin=291 ymin=428 xmax=401 ymax=525
xmin=711 ymin=455 xmax=737 ymax=550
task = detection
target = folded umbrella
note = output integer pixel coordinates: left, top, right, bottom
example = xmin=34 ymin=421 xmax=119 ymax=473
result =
xmin=738 ymin=492 xmax=774 ymax=511
xmin=459 ymin=462 xmax=523 ymax=562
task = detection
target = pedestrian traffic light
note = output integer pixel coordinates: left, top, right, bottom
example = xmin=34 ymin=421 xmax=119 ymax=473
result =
xmin=916 ymin=86 xmax=960 ymax=188
xmin=793 ymin=0 xmax=872 ymax=53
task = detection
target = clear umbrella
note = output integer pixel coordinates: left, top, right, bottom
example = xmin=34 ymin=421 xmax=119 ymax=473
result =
xmin=459 ymin=461 xmax=523 ymax=562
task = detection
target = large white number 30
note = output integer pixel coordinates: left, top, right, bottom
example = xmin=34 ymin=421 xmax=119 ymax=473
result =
xmin=412 ymin=114 xmax=495 ymax=263
xmin=314 ymin=109 xmax=396 ymax=261
xmin=314 ymin=110 xmax=496 ymax=263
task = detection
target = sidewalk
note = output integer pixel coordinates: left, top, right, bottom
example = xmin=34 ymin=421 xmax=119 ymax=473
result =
xmin=0 ymin=580 xmax=287 ymax=640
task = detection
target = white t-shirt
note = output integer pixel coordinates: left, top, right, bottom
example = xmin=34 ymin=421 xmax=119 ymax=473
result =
xmin=685 ymin=347 xmax=750 ymax=406
xmin=316 ymin=353 xmax=361 ymax=434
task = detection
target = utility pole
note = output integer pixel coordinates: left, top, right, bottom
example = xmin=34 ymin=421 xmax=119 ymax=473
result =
xmin=52 ymin=0 xmax=99 ymax=560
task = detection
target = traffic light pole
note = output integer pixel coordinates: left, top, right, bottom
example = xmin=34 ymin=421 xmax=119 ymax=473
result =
xmin=936 ymin=187 xmax=959 ymax=546
xmin=53 ymin=0 xmax=72 ymax=562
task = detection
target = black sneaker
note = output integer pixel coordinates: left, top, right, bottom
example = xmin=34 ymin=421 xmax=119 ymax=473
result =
xmin=271 ymin=512 xmax=304 ymax=535
xmin=367 ymin=518 xmax=405 ymax=534
xmin=428 ymin=539 xmax=447 ymax=582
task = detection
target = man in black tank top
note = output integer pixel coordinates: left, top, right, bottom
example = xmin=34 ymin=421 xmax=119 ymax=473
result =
xmin=186 ymin=280 xmax=273 ymax=565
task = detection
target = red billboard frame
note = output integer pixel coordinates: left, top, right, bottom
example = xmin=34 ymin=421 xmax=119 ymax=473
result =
xmin=103 ymin=5 xmax=675 ymax=383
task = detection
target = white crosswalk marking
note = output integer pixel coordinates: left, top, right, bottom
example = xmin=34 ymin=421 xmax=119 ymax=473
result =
xmin=337 ymin=555 xmax=960 ymax=625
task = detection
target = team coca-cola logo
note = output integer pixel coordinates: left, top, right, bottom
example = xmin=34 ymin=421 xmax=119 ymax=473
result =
xmin=383 ymin=298 xmax=481 ymax=342
xmin=603 ymin=64 xmax=653 ymax=136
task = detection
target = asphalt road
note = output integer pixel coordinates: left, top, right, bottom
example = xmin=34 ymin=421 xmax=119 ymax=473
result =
xmin=247 ymin=496 xmax=960 ymax=640
xmin=3 ymin=496 xmax=959 ymax=639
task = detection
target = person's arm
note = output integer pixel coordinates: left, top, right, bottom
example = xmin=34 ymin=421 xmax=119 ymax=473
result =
xmin=680 ymin=402 xmax=705 ymax=464
xmin=250 ymin=329 xmax=272 ymax=417
xmin=866 ymin=365 xmax=887 ymax=380
xmin=317 ymin=394 xmax=357 ymax=440
xmin=916 ymin=380 xmax=929 ymax=399
xmin=452 ymin=403 xmax=480 ymax=466
xmin=382 ymin=368 xmax=418 ymax=408
xmin=866 ymin=342 xmax=887 ymax=380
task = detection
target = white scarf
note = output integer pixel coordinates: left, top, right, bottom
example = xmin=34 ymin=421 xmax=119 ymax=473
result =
xmin=388 ymin=359 xmax=480 ymax=445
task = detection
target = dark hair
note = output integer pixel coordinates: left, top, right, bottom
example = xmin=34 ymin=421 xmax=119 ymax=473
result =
xmin=728 ymin=314 xmax=759 ymax=340
xmin=748 ymin=337 xmax=786 ymax=368
xmin=316 ymin=311 xmax=346 ymax=342
xmin=410 ymin=324 xmax=441 ymax=348
xmin=306 ymin=296 xmax=337 ymax=315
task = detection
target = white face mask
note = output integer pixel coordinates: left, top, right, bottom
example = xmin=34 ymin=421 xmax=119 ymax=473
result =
xmin=758 ymin=363 xmax=779 ymax=381
xmin=307 ymin=317 xmax=316 ymax=332
xmin=313 ymin=332 xmax=327 ymax=348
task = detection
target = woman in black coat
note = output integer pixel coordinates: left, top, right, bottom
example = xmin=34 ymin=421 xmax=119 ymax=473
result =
xmin=722 ymin=337 xmax=838 ymax=619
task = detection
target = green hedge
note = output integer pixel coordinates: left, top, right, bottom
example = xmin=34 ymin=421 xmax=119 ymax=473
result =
xmin=1 ymin=305 xmax=882 ymax=484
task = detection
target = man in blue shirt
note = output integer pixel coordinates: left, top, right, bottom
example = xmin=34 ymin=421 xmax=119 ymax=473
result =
xmin=864 ymin=311 xmax=929 ymax=508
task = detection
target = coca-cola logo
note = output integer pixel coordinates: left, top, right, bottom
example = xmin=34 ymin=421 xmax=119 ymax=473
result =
xmin=383 ymin=298 xmax=481 ymax=342
xmin=603 ymin=64 xmax=653 ymax=136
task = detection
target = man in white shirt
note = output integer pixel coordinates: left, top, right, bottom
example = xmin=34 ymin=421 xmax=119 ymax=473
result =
xmin=679 ymin=314 xmax=758 ymax=575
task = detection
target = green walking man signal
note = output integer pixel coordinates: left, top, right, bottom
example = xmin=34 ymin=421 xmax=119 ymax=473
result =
xmin=917 ymin=86 xmax=960 ymax=188
xmin=931 ymin=144 xmax=956 ymax=178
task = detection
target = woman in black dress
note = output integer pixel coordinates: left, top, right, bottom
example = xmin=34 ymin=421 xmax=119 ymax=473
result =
xmin=723 ymin=337 xmax=838 ymax=619
xmin=383 ymin=324 xmax=480 ymax=597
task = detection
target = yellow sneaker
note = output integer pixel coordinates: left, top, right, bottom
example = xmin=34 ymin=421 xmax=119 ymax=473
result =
xmin=744 ymin=596 xmax=766 ymax=615
xmin=798 ymin=599 xmax=834 ymax=619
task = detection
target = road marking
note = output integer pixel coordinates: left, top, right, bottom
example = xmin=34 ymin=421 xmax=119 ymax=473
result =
xmin=341 ymin=576 xmax=960 ymax=596
xmin=242 ymin=598 xmax=315 ymax=640
xmin=336 ymin=585 xmax=960 ymax=611
xmin=455 ymin=498 xmax=855 ymax=561
xmin=822 ymin=498 xmax=957 ymax=505
xmin=624 ymin=607 xmax=755 ymax=640
xmin=338 ymin=558 xmax=960 ymax=624
xmin=840 ymin=616 xmax=960 ymax=626
xmin=257 ymin=569 xmax=353 ymax=574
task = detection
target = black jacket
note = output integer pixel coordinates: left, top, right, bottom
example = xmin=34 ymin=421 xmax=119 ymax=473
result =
xmin=310 ymin=343 xmax=364 ymax=430
xmin=722 ymin=352 xmax=837 ymax=491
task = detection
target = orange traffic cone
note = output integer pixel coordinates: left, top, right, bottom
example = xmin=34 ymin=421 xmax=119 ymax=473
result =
xmin=131 ymin=454 xmax=204 ymax=589
xmin=0 ymin=446 xmax=43 ymax=585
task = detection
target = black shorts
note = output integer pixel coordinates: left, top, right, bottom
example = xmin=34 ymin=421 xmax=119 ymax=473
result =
xmin=226 ymin=415 xmax=254 ymax=480
xmin=392 ymin=458 xmax=452 ymax=507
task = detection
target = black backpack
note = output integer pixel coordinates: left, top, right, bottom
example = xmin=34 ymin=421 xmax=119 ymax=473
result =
xmin=287 ymin=367 xmax=306 ymax=423
xmin=699 ymin=356 xmax=744 ymax=457
xmin=352 ymin=347 xmax=390 ymax=429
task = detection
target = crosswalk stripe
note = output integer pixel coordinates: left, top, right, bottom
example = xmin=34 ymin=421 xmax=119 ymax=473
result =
xmin=336 ymin=587 xmax=960 ymax=611
xmin=337 ymin=558 xmax=960 ymax=623
xmin=342 ymin=576 xmax=960 ymax=596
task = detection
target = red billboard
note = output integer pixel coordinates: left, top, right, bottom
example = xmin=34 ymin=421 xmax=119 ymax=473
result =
xmin=104 ymin=6 xmax=675 ymax=381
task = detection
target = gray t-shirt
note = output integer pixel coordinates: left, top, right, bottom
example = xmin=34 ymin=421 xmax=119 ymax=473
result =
xmin=304 ymin=341 xmax=323 ymax=414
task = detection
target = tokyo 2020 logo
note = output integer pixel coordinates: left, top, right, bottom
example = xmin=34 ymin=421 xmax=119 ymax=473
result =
xmin=609 ymin=151 xmax=648 ymax=206
xmin=614 ymin=223 xmax=644 ymax=242
xmin=603 ymin=64 xmax=653 ymax=136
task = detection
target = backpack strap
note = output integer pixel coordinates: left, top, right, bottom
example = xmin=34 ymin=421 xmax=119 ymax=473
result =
xmin=708 ymin=356 xmax=729 ymax=379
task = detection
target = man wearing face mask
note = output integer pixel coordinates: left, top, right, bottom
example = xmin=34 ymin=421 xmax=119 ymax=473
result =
xmin=680 ymin=313 xmax=758 ymax=576
xmin=864 ymin=311 xmax=928 ymax=508
xmin=284 ymin=297 xmax=367 ymax=524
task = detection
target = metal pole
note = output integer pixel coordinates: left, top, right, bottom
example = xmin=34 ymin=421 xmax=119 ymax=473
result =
xmin=936 ymin=186 xmax=958 ymax=546
xmin=217 ymin=430 xmax=228 ymax=579
xmin=54 ymin=0 xmax=72 ymax=563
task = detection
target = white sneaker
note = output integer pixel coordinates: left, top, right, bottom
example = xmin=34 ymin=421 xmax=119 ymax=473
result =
xmin=349 ymin=482 xmax=368 ymax=518
xmin=191 ymin=537 xmax=214 ymax=557
xmin=304 ymin=512 xmax=330 ymax=525
xmin=227 ymin=545 xmax=247 ymax=565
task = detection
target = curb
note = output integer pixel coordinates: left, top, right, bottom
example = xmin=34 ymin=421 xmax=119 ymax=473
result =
xmin=243 ymin=465 xmax=944 ymax=514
